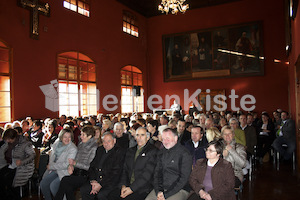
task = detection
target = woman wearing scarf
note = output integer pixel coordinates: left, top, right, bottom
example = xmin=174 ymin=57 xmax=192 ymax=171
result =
xmin=40 ymin=128 xmax=77 ymax=200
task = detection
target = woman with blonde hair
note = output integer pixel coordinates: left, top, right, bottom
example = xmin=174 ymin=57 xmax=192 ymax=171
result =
xmin=168 ymin=119 xmax=177 ymax=129
xmin=206 ymin=127 xmax=221 ymax=142
xmin=101 ymin=119 xmax=112 ymax=135
xmin=40 ymin=128 xmax=77 ymax=200
xmin=93 ymin=126 xmax=102 ymax=145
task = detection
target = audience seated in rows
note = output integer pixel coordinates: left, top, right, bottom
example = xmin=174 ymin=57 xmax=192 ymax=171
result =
xmin=0 ymin=108 xmax=296 ymax=200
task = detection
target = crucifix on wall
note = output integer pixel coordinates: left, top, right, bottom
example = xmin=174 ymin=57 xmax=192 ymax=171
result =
xmin=18 ymin=0 xmax=50 ymax=40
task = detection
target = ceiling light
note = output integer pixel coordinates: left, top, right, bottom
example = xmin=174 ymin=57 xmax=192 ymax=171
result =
xmin=158 ymin=0 xmax=189 ymax=15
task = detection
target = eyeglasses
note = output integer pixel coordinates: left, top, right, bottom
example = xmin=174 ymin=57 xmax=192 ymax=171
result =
xmin=205 ymin=148 xmax=217 ymax=153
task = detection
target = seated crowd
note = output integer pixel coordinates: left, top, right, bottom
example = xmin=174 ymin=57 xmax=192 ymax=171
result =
xmin=0 ymin=108 xmax=296 ymax=200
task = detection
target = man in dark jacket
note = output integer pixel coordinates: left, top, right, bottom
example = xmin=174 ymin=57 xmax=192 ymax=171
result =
xmin=239 ymin=114 xmax=257 ymax=158
xmin=80 ymin=132 xmax=126 ymax=200
xmin=272 ymin=111 xmax=296 ymax=160
xmin=184 ymin=125 xmax=207 ymax=167
xmin=114 ymin=122 xmax=129 ymax=149
xmin=177 ymin=119 xmax=191 ymax=145
xmin=109 ymin=127 xmax=157 ymax=200
xmin=145 ymin=128 xmax=192 ymax=200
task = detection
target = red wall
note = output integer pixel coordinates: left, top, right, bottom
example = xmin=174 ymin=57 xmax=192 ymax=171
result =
xmin=0 ymin=0 xmax=148 ymax=120
xmin=0 ymin=0 xmax=292 ymax=120
xmin=288 ymin=0 xmax=300 ymax=173
xmin=146 ymin=0 xmax=289 ymax=115
xmin=289 ymin=1 xmax=300 ymax=120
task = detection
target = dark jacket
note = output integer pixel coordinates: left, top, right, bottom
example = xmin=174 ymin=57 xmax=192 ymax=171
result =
xmin=257 ymin=121 xmax=275 ymax=139
xmin=243 ymin=125 xmax=257 ymax=155
xmin=119 ymin=141 xmax=157 ymax=194
xmin=179 ymin=130 xmax=191 ymax=145
xmin=154 ymin=143 xmax=192 ymax=198
xmin=116 ymin=134 xmax=129 ymax=149
xmin=88 ymin=145 xmax=126 ymax=190
xmin=190 ymin=158 xmax=235 ymax=200
xmin=30 ymin=129 xmax=44 ymax=148
xmin=281 ymin=119 xmax=296 ymax=141
xmin=184 ymin=138 xmax=208 ymax=166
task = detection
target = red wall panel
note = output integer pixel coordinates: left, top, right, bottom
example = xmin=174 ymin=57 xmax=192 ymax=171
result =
xmin=0 ymin=0 xmax=148 ymax=119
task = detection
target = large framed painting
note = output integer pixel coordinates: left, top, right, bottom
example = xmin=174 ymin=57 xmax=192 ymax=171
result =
xmin=163 ymin=21 xmax=264 ymax=82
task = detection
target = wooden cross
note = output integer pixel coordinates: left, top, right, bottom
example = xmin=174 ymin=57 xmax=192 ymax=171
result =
xmin=18 ymin=0 xmax=50 ymax=40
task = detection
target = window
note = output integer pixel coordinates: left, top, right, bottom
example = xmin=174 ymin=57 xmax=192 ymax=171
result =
xmin=121 ymin=65 xmax=143 ymax=113
xmin=63 ymin=0 xmax=90 ymax=17
xmin=58 ymin=52 xmax=97 ymax=117
xmin=123 ymin=11 xmax=139 ymax=37
xmin=0 ymin=41 xmax=11 ymax=123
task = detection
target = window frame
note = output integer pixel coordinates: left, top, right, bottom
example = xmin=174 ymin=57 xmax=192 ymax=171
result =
xmin=122 ymin=11 xmax=139 ymax=37
xmin=120 ymin=65 xmax=144 ymax=114
xmin=63 ymin=0 xmax=90 ymax=17
xmin=57 ymin=52 xmax=97 ymax=117
xmin=0 ymin=40 xmax=12 ymax=123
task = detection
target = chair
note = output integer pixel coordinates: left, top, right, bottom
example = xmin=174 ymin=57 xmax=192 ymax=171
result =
xmin=275 ymin=144 xmax=296 ymax=171
xmin=37 ymin=153 xmax=49 ymax=198
xmin=247 ymin=145 xmax=258 ymax=181
xmin=271 ymin=147 xmax=276 ymax=166
xmin=248 ymin=154 xmax=255 ymax=181
xmin=34 ymin=147 xmax=41 ymax=170
xmin=234 ymin=184 xmax=243 ymax=200
xmin=20 ymin=178 xmax=32 ymax=198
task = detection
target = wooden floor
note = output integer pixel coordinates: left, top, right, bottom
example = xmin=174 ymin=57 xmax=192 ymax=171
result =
xmin=22 ymin=160 xmax=300 ymax=200
xmin=241 ymin=160 xmax=300 ymax=200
